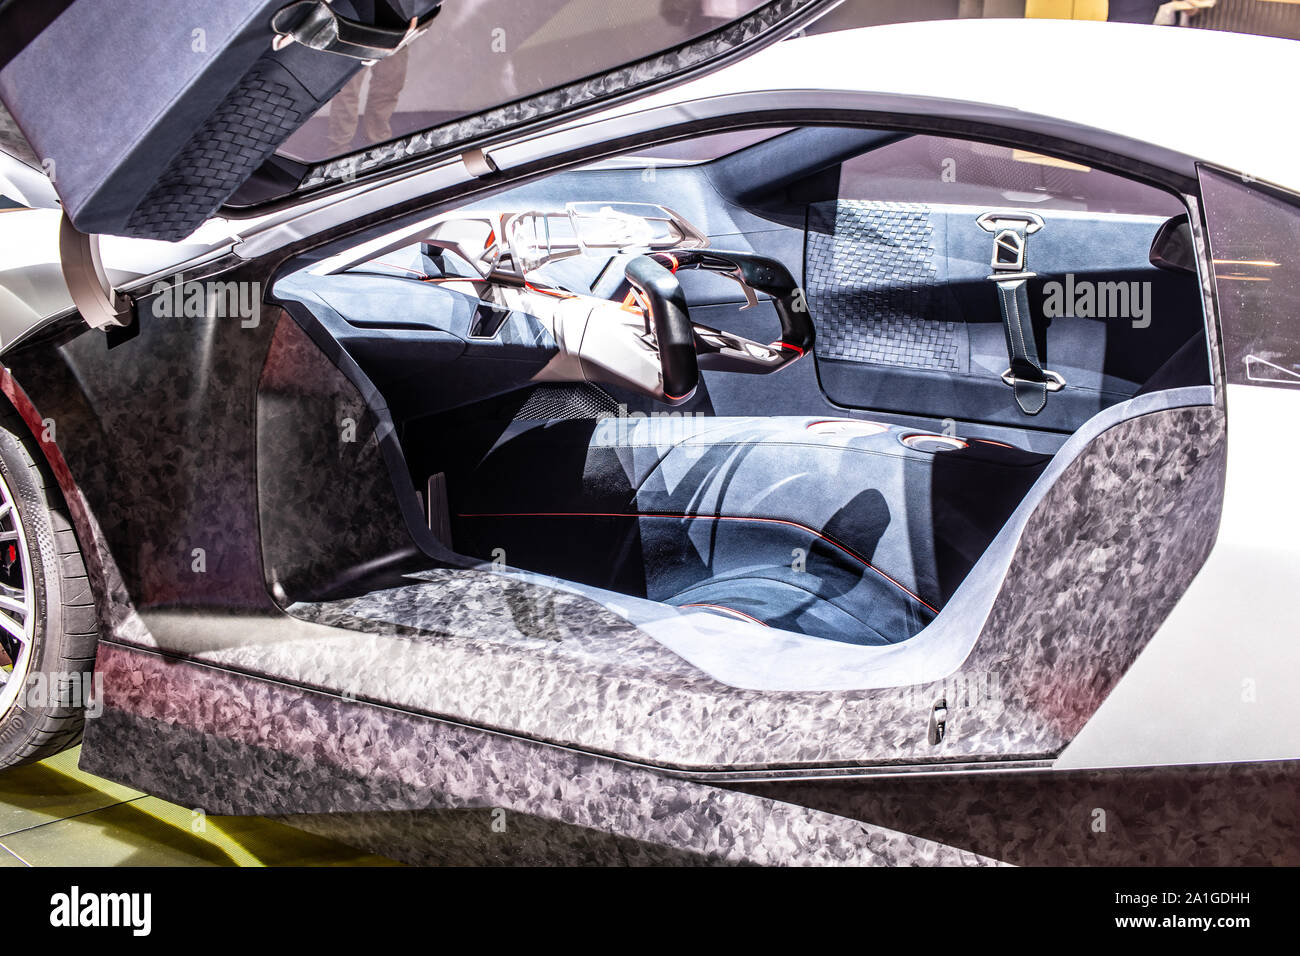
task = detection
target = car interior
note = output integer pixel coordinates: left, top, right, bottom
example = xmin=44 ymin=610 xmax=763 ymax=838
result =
xmin=272 ymin=124 xmax=1211 ymax=661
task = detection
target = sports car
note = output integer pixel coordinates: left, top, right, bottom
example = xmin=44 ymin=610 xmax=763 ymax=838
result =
xmin=0 ymin=1 xmax=1296 ymax=865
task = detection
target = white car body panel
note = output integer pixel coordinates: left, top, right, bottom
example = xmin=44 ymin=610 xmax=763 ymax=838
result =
xmin=1058 ymin=384 xmax=1300 ymax=769
xmin=0 ymin=209 xmax=247 ymax=347
xmin=579 ymin=19 xmax=1300 ymax=193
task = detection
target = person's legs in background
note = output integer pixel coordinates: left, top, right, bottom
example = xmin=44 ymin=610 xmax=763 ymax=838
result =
xmin=326 ymin=71 xmax=365 ymax=153
xmin=361 ymin=46 xmax=411 ymax=145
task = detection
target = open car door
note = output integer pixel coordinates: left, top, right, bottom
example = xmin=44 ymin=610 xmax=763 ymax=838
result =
xmin=0 ymin=0 xmax=840 ymax=241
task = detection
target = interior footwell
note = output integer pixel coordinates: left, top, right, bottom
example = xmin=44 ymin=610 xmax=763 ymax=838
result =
xmin=446 ymin=414 xmax=1051 ymax=646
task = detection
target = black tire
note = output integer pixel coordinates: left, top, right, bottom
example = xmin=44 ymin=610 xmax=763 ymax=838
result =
xmin=0 ymin=422 xmax=97 ymax=769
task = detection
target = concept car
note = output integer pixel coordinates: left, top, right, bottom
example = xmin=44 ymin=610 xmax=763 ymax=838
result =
xmin=0 ymin=1 xmax=1297 ymax=865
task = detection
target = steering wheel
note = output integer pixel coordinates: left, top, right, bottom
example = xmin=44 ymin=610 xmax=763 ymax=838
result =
xmin=622 ymin=250 xmax=815 ymax=406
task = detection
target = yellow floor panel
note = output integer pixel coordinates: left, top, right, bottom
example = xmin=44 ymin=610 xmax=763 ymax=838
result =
xmin=0 ymin=844 xmax=26 ymax=867
xmin=0 ymin=746 xmax=142 ymax=837
xmin=0 ymin=747 xmax=402 ymax=867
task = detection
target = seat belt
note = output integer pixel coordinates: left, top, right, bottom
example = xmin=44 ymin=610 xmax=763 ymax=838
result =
xmin=977 ymin=211 xmax=1064 ymax=416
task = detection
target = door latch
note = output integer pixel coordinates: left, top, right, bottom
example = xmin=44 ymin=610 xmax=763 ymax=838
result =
xmin=927 ymin=697 xmax=949 ymax=746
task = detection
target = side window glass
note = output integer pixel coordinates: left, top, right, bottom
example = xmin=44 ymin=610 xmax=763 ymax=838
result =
xmin=1200 ymin=167 xmax=1300 ymax=387
xmin=839 ymin=135 xmax=1185 ymax=216
xmin=580 ymin=127 xmax=792 ymax=169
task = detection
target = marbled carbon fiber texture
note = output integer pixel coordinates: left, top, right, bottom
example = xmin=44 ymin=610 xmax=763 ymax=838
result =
xmin=257 ymin=316 xmax=421 ymax=602
xmin=119 ymin=400 xmax=1226 ymax=771
xmin=81 ymin=642 xmax=997 ymax=867
xmin=739 ymin=760 xmax=1300 ymax=866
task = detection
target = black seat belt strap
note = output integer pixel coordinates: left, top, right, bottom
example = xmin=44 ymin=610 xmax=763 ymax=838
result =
xmin=977 ymin=211 xmax=1064 ymax=416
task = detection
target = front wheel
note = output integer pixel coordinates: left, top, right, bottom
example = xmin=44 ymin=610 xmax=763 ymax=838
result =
xmin=0 ymin=423 xmax=97 ymax=769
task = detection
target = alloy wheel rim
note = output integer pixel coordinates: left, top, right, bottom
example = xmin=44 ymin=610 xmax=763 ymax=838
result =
xmin=0 ymin=471 xmax=36 ymax=720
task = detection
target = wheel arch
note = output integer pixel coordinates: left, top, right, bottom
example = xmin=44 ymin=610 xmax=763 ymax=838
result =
xmin=0 ymin=364 xmax=114 ymax=648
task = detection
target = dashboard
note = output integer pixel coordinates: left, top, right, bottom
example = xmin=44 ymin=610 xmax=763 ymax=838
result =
xmin=278 ymin=202 xmax=814 ymax=414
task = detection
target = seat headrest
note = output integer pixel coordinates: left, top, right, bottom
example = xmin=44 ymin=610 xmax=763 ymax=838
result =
xmin=1149 ymin=213 xmax=1197 ymax=275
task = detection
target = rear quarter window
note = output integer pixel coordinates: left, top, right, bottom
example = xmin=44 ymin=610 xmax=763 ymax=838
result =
xmin=1200 ymin=166 xmax=1300 ymax=387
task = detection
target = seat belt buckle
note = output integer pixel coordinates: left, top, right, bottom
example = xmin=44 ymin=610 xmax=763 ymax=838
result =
xmin=991 ymin=227 xmax=1028 ymax=273
xmin=977 ymin=211 xmax=1044 ymax=280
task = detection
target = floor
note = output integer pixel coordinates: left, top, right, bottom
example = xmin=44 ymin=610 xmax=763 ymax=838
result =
xmin=0 ymin=747 xmax=401 ymax=866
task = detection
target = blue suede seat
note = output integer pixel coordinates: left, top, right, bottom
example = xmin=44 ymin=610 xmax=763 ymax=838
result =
xmin=452 ymin=416 xmax=1048 ymax=645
